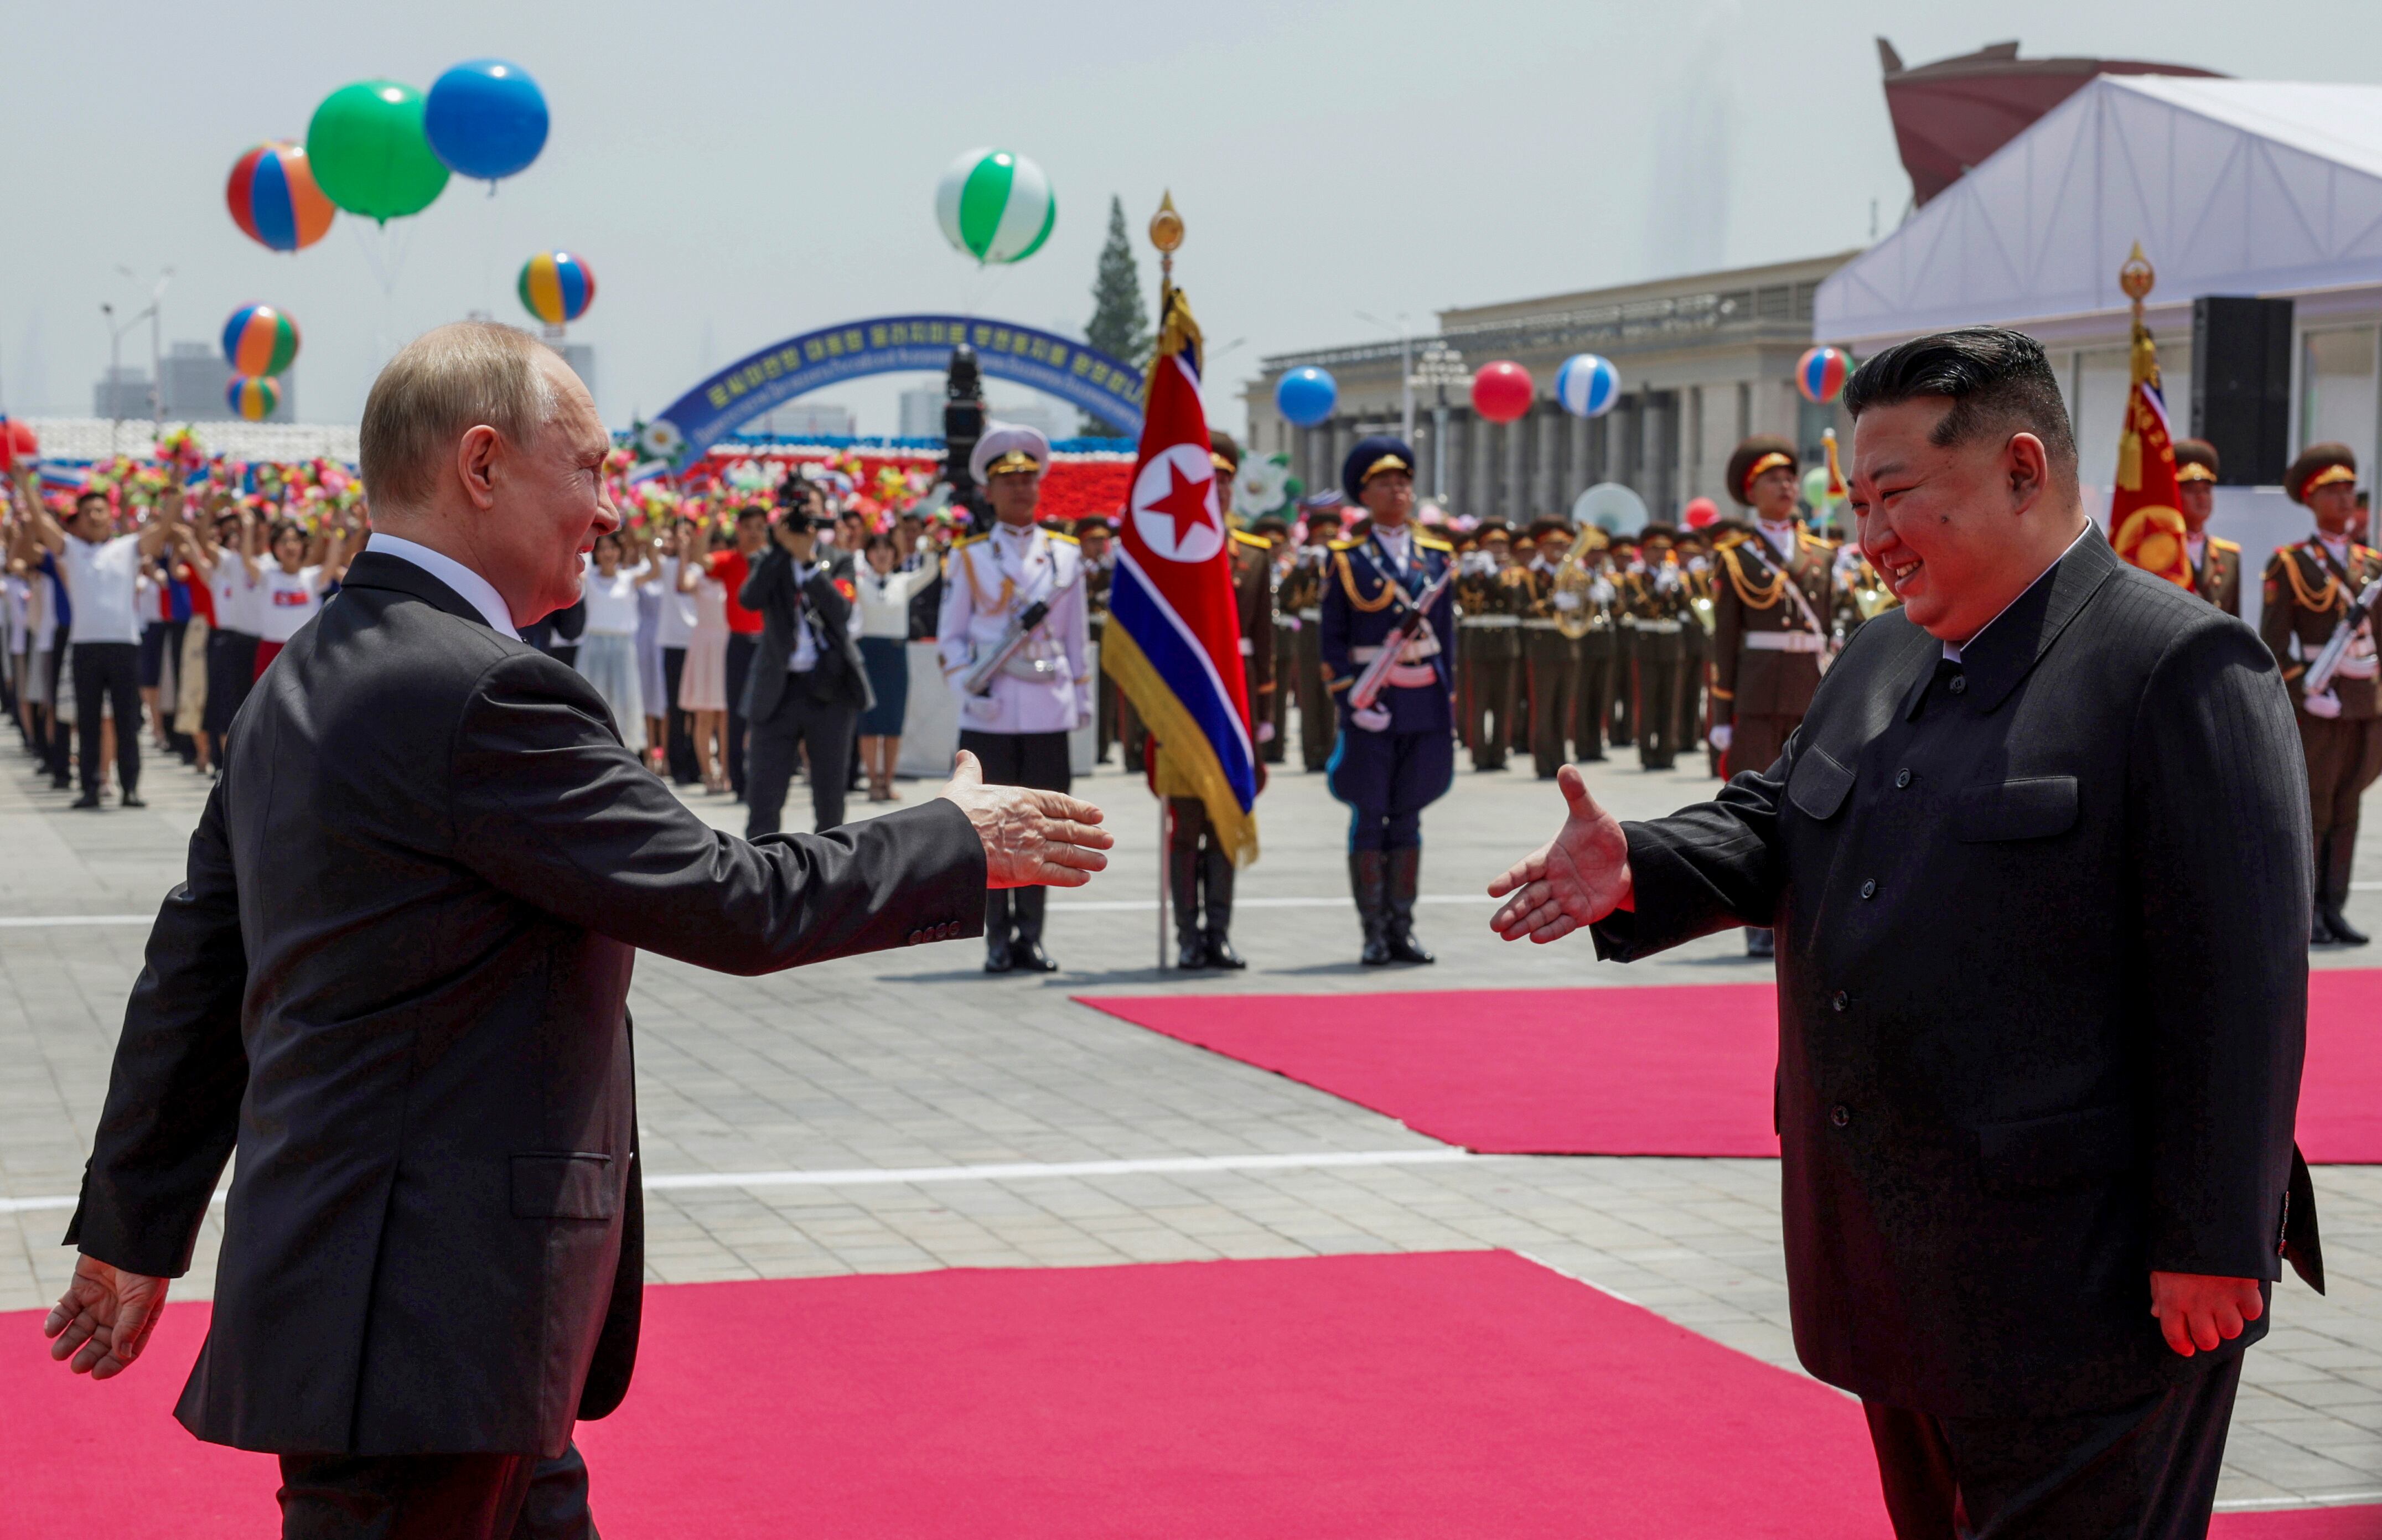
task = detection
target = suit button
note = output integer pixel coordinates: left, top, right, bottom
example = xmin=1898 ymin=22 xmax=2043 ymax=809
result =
xmin=1860 ymin=880 xmax=1876 ymax=899
xmin=1830 ymin=1104 xmax=1851 ymax=1127
xmin=1894 ymin=769 xmax=1913 ymax=788
xmin=907 ymin=930 xmax=923 ymax=945
xmin=1832 ymin=990 xmax=1849 ymax=1012
xmin=1949 ymin=676 xmax=1967 ymax=695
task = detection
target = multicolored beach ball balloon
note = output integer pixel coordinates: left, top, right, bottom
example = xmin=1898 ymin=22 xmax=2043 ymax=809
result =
xmin=1555 ymin=353 xmax=1619 ymax=418
xmin=518 ymin=251 xmax=596 ymax=325
xmin=226 ymin=142 xmax=335 ymax=253
xmin=222 ymin=304 xmax=301 ymax=377
xmin=935 ymin=147 xmax=1056 ymax=266
xmin=1796 ymin=345 xmax=1852 ymax=406
xmin=227 ymin=375 xmax=280 ymax=422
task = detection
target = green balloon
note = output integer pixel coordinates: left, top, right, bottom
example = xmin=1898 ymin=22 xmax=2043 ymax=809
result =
xmin=307 ymin=80 xmax=449 ymax=224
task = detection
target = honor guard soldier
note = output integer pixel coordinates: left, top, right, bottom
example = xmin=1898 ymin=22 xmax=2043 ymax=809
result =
xmin=1282 ymin=498 xmax=1343 ymax=771
xmin=1571 ymin=527 xmax=1619 ymax=762
xmin=1321 ymin=435 xmax=1456 ymax=965
xmin=1254 ymin=514 xmax=1294 ymax=760
xmin=1607 ymin=533 xmax=1641 ymax=750
xmin=1156 ymin=432 xmax=1274 ymax=969
xmin=2176 ymin=438 xmax=2241 ymax=616
xmin=1075 ymin=516 xmax=1120 ymax=762
xmin=1519 ymin=518 xmax=1581 ymax=777
xmin=937 ymin=424 xmax=1092 ymax=973
xmin=2261 ymin=443 xmax=2382 ymax=946
xmin=1622 ymin=526 xmax=1696 ymax=769
xmin=1456 ymin=520 xmax=1523 ymax=770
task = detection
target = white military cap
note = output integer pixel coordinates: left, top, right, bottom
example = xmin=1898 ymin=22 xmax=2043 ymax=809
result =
xmin=969 ymin=423 xmax=1053 ymax=486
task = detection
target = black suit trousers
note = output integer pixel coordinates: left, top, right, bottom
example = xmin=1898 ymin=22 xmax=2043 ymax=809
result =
xmin=659 ymin=647 xmax=698 ymax=785
xmin=73 ymin=640 xmax=142 ymax=795
xmin=278 ymin=1440 xmax=597 ymax=1540
xmin=1863 ymin=1355 xmax=2241 ymax=1539
xmin=745 ymin=681 xmax=857 ymax=837
xmin=723 ymin=632 xmax=757 ymax=796
xmin=962 ymin=729 xmax=1070 ymax=945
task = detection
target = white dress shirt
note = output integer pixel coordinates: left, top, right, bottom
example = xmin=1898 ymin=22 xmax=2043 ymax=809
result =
xmin=59 ymin=532 xmax=144 ymax=645
xmin=365 ymin=533 xmax=521 ymax=641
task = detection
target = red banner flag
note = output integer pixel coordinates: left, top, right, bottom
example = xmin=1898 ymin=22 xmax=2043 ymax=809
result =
xmin=2107 ymin=246 xmax=2191 ymax=587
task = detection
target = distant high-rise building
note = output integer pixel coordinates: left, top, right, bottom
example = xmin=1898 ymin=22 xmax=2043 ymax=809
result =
xmin=747 ymin=401 xmax=853 ymax=438
xmin=555 ymin=341 xmax=596 ymax=405
xmin=898 ymin=386 xmax=943 ymax=439
xmin=93 ymin=366 xmax=153 ymax=420
xmin=985 ymin=396 xmax=1065 ymax=443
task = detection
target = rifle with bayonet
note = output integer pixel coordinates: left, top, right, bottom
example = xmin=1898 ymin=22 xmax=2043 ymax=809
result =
xmin=2304 ymin=575 xmax=2382 ymax=698
xmin=1348 ymin=564 xmax=1458 ymax=712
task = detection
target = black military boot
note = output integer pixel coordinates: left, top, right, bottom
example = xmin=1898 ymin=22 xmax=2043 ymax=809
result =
xmin=983 ymin=890 xmax=1014 ymax=973
xmin=1202 ymin=841 xmax=1244 ymax=968
xmin=2313 ymin=837 xmax=2341 ymax=946
xmin=1352 ymin=851 xmax=1391 ymax=966
xmin=1011 ymin=887 xmax=1059 ymax=972
xmin=2325 ymin=826 xmax=2368 ymax=946
xmin=1171 ymin=842 xmax=1207 ymax=969
xmin=1384 ymin=847 xmax=1436 ymax=965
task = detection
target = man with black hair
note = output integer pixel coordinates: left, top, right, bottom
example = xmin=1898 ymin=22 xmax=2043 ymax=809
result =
xmin=1490 ymin=325 xmax=2318 ymax=1540
xmin=2173 ymin=438 xmax=2240 ymax=617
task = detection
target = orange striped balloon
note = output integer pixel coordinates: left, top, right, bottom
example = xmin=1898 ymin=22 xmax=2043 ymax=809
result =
xmin=517 ymin=250 xmax=594 ymax=325
xmin=227 ymin=375 xmax=281 ymax=422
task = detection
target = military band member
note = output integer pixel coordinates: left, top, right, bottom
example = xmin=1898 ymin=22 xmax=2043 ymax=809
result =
xmin=936 ymin=425 xmax=1092 ymax=973
xmin=1321 ymin=435 xmax=1455 ymax=965
xmin=1076 ymin=516 xmax=1119 ymax=762
xmin=1283 ymin=499 xmax=1343 ymax=771
xmin=2261 ymin=443 xmax=2382 ymax=946
xmin=1520 ymin=518 xmax=1580 ymax=777
xmin=1607 ymin=532 xmax=1640 ymax=749
xmin=2175 ymin=438 xmax=2241 ymax=617
xmin=1255 ymin=514 xmax=1294 ymax=761
xmin=1623 ymin=526 xmax=1696 ymax=770
xmin=1570 ymin=527 xmax=1619 ymax=763
xmin=1676 ymin=527 xmax=1717 ymax=771
xmin=1830 ymin=541 xmax=1898 ymax=643
xmin=1456 ymin=521 xmax=1523 ymax=771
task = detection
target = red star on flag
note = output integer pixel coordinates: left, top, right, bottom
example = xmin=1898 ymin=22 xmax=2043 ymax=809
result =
xmin=1146 ymin=460 xmax=1215 ymax=551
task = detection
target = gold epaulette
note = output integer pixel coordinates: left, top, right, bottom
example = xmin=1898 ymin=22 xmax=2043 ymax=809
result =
xmin=1046 ymin=531 xmax=1080 ymax=545
xmin=1415 ymin=533 xmax=1454 ymax=553
xmin=952 ymin=532 xmax=989 ymax=548
xmin=2209 ymin=536 xmax=2240 ymax=553
xmin=1714 ymin=530 xmax=1749 ymax=549
xmin=1230 ymin=529 xmax=1270 ymax=549
xmin=1328 ymin=536 xmax=1365 ymax=552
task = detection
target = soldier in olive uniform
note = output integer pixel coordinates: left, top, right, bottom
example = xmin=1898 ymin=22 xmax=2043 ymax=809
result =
xmin=1282 ymin=499 xmax=1342 ymax=771
xmin=1076 ymin=516 xmax=1118 ymax=763
xmin=2262 ymin=443 xmax=2382 ymax=946
xmin=1519 ymin=518 xmax=1580 ymax=777
xmin=1254 ymin=514 xmax=1293 ymax=761
xmin=2175 ymin=438 xmax=2241 ymax=618
xmin=1608 ymin=533 xmax=1640 ymax=749
xmin=1568 ymin=528 xmax=1618 ymax=763
xmin=1455 ymin=521 xmax=1523 ymax=770
xmin=1624 ymin=526 xmax=1696 ymax=769
xmin=1676 ymin=528 xmax=1716 ymax=771
xmin=1829 ymin=541 xmax=1899 ymax=644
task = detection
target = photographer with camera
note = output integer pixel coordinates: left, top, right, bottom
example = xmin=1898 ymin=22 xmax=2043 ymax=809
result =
xmin=741 ymin=476 xmax=870 ymax=836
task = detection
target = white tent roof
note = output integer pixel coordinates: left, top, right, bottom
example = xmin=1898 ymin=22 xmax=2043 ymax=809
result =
xmin=1815 ymin=77 xmax=2382 ymax=345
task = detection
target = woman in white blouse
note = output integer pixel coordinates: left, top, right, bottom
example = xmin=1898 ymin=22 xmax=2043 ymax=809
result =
xmin=253 ymin=515 xmax=353 ymax=677
xmin=679 ymin=524 xmax=734 ymax=793
xmin=852 ymin=530 xmax=937 ymax=801
xmin=574 ymin=530 xmax=653 ymax=755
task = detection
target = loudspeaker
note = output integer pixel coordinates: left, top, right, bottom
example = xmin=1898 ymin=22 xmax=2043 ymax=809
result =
xmin=2192 ymin=297 xmax=2293 ymax=485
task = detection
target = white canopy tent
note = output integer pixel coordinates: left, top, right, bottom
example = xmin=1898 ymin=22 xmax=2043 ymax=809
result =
xmin=1815 ymin=76 xmax=2382 ymax=628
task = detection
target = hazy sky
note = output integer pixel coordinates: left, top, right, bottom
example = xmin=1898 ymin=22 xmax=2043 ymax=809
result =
xmin=12 ymin=0 xmax=2382 ymax=440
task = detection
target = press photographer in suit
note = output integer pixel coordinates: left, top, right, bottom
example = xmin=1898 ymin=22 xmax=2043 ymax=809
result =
xmin=1488 ymin=328 xmax=2321 ymax=1537
xmin=742 ymin=477 xmax=869 ymax=837
xmin=44 ymin=322 xmax=1111 ymax=1540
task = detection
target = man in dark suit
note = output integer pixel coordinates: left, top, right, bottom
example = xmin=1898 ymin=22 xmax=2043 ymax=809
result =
xmin=741 ymin=499 xmax=869 ymax=837
xmin=42 ymin=322 xmax=1112 ymax=1540
xmin=1489 ymin=328 xmax=2320 ymax=1538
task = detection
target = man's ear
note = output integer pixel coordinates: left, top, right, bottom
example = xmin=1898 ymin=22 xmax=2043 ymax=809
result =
xmin=2006 ymin=432 xmax=2050 ymax=512
xmin=457 ymin=426 xmax=503 ymax=511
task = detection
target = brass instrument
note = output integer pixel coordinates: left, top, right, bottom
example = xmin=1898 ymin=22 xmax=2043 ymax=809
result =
xmin=1552 ymin=546 xmax=1598 ymax=639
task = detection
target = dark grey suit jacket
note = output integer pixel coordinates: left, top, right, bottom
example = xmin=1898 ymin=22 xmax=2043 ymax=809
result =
xmin=739 ymin=545 xmax=870 ymax=722
xmin=66 ymin=551 xmax=985 ymax=1456
xmin=1592 ymin=529 xmax=2321 ymax=1417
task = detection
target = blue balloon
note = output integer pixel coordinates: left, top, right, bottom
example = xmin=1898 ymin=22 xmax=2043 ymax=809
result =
xmin=424 ymin=59 xmax=549 ymax=182
xmin=1275 ymin=366 xmax=1337 ymax=428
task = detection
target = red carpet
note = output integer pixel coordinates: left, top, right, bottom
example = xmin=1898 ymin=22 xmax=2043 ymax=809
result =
xmin=1082 ymin=974 xmax=2382 ymax=1162
xmin=1 ymin=1253 xmax=2368 ymax=1537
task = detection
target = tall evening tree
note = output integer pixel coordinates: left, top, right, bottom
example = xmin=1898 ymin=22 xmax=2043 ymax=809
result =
xmin=1080 ymin=195 xmax=1153 ymax=438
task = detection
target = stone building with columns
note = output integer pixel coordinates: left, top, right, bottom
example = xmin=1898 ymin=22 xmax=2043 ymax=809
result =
xmin=1244 ymin=251 xmax=1859 ymax=523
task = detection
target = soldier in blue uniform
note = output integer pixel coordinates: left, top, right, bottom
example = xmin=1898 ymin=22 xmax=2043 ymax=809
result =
xmin=1321 ymin=435 xmax=1457 ymax=966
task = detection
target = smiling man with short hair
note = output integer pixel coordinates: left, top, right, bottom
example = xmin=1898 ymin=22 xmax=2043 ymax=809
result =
xmin=1487 ymin=326 xmax=2321 ymax=1538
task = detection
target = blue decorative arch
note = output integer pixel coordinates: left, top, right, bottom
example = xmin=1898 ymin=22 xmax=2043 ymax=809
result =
xmin=653 ymin=314 xmax=1145 ymax=462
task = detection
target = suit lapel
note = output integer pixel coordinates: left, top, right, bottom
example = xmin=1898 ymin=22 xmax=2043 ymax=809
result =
xmin=338 ymin=551 xmax=506 ymax=632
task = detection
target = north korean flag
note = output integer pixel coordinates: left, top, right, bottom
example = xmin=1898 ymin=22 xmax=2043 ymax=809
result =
xmin=1101 ymin=287 xmax=1260 ymax=864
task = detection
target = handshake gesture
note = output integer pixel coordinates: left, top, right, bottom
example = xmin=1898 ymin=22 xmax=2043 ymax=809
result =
xmin=1486 ymin=764 xmax=1634 ymax=943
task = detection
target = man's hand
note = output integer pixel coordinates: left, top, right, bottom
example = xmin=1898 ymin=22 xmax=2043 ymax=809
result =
xmin=44 ymin=1255 xmax=171 ymax=1380
xmin=940 ymin=750 xmax=1114 ymax=889
xmin=2150 ymin=1271 xmax=2263 ymax=1357
xmin=1487 ymin=764 xmax=1634 ymax=943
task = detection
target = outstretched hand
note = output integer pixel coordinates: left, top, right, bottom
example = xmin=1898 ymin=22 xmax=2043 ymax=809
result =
xmin=940 ymin=750 xmax=1114 ymax=890
xmin=1487 ymin=764 xmax=1634 ymax=943
xmin=44 ymin=1254 xmax=170 ymax=1380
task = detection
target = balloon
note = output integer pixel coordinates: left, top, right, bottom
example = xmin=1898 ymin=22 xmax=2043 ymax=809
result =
xmin=307 ymin=81 xmax=449 ymax=223
xmin=1471 ymin=361 xmax=1534 ymax=424
xmin=935 ymin=147 xmax=1055 ymax=265
xmin=1274 ymin=366 xmax=1337 ymax=428
xmin=424 ymin=60 xmax=549 ymax=182
xmin=1682 ymin=496 xmax=1720 ymax=530
xmin=222 ymin=304 xmax=300 ymax=377
xmin=3 ymin=418 xmax=38 ymax=465
xmin=1555 ymin=353 xmax=1619 ymax=417
xmin=226 ymin=142 xmax=335 ymax=253
xmin=1796 ymin=345 xmax=1852 ymax=405
xmin=227 ymin=376 xmax=281 ymax=422
xmin=517 ymin=251 xmax=596 ymax=325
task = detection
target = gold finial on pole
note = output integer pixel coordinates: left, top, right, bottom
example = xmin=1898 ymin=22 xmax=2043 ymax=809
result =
xmin=2119 ymin=240 xmax=2156 ymax=317
xmin=1148 ymin=191 xmax=1184 ymax=289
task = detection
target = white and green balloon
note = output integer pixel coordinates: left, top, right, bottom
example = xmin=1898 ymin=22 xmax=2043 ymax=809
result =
xmin=935 ymin=147 xmax=1055 ymax=265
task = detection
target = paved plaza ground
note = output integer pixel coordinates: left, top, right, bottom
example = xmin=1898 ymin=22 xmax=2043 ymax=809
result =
xmin=4 ymin=727 xmax=2380 ymax=1516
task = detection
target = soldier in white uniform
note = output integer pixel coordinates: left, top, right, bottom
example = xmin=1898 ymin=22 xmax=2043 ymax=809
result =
xmin=937 ymin=424 xmax=1092 ymax=972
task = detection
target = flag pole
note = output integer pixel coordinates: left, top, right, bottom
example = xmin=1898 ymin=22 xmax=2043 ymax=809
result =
xmin=1155 ymin=746 xmax=1169 ymax=970
xmin=1147 ymin=190 xmax=1186 ymax=975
